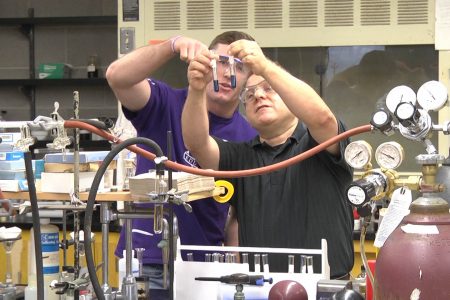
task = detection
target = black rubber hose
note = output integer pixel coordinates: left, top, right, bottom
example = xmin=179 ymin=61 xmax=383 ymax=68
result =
xmin=24 ymin=151 xmax=45 ymax=300
xmin=84 ymin=137 xmax=164 ymax=300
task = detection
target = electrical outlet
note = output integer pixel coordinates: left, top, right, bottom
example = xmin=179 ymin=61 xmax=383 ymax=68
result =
xmin=120 ymin=27 xmax=135 ymax=54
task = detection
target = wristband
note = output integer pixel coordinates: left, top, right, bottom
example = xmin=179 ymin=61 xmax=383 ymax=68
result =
xmin=170 ymin=35 xmax=182 ymax=53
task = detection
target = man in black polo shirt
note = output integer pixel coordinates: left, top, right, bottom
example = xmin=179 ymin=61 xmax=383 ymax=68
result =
xmin=181 ymin=39 xmax=354 ymax=279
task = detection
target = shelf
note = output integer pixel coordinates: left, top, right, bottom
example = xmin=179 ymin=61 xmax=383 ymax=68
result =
xmin=3 ymin=187 xmax=225 ymax=202
xmin=0 ymin=78 xmax=108 ymax=86
xmin=0 ymin=16 xmax=116 ymax=26
xmin=0 ymin=10 xmax=117 ymax=120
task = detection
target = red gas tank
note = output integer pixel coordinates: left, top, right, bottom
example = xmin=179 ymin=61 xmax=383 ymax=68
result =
xmin=375 ymin=196 xmax=450 ymax=299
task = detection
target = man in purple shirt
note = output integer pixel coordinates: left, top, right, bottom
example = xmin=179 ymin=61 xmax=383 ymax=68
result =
xmin=106 ymin=31 xmax=257 ymax=293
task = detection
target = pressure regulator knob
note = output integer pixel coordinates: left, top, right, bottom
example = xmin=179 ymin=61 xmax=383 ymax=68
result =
xmin=346 ymin=178 xmax=376 ymax=207
xmin=394 ymin=101 xmax=420 ymax=128
xmin=370 ymin=109 xmax=394 ymax=136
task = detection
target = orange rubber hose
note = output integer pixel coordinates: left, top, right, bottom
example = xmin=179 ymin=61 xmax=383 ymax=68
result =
xmin=64 ymin=120 xmax=372 ymax=178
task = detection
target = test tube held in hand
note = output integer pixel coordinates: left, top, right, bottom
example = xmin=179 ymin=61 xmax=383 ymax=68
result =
xmin=229 ymin=56 xmax=236 ymax=88
xmin=210 ymin=51 xmax=219 ymax=92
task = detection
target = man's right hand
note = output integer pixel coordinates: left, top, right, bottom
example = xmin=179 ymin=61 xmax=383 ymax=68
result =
xmin=187 ymin=50 xmax=217 ymax=91
xmin=172 ymin=36 xmax=209 ymax=63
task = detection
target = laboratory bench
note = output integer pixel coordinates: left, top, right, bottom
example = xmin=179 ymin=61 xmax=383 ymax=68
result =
xmin=0 ymin=214 xmax=122 ymax=287
xmin=0 ymin=188 xmax=225 ymax=289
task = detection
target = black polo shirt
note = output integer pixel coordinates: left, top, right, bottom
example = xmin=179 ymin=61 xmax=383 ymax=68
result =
xmin=217 ymin=122 xmax=354 ymax=278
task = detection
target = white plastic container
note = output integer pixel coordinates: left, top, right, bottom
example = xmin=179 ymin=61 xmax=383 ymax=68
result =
xmin=28 ymin=219 xmax=60 ymax=300
xmin=24 ymin=274 xmax=48 ymax=300
xmin=26 ymin=222 xmax=49 ymax=300
xmin=118 ymin=250 xmax=139 ymax=290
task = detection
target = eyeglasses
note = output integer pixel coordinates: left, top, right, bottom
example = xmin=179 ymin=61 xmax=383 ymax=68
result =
xmin=240 ymin=80 xmax=275 ymax=104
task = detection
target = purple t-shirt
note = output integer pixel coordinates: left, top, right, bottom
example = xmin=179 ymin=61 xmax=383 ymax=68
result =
xmin=115 ymin=79 xmax=257 ymax=264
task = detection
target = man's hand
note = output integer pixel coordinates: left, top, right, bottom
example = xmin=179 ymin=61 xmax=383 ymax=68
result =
xmin=187 ymin=50 xmax=217 ymax=91
xmin=228 ymin=40 xmax=269 ymax=76
xmin=172 ymin=36 xmax=209 ymax=63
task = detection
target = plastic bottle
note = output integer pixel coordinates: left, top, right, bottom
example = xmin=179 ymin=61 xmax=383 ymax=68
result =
xmin=118 ymin=250 xmax=139 ymax=290
xmin=26 ymin=225 xmax=48 ymax=300
xmin=29 ymin=219 xmax=60 ymax=300
xmin=87 ymin=55 xmax=98 ymax=78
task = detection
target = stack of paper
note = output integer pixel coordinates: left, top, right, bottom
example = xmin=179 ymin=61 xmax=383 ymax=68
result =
xmin=40 ymin=151 xmax=116 ymax=193
xmin=129 ymin=171 xmax=215 ymax=197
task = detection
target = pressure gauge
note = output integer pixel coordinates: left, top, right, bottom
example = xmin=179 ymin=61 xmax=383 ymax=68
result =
xmin=375 ymin=142 xmax=404 ymax=169
xmin=417 ymin=80 xmax=448 ymax=111
xmin=385 ymin=85 xmax=417 ymax=114
xmin=344 ymin=141 xmax=372 ymax=169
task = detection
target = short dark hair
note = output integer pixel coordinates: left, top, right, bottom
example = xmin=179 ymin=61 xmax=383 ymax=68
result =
xmin=209 ymin=31 xmax=255 ymax=49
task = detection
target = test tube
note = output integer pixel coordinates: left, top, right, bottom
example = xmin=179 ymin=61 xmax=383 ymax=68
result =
xmin=300 ymin=255 xmax=314 ymax=274
xmin=262 ymin=254 xmax=270 ymax=273
xmin=306 ymin=256 xmax=314 ymax=274
xmin=186 ymin=252 xmax=194 ymax=261
xmin=153 ymin=174 xmax=167 ymax=234
xmin=229 ymin=55 xmax=236 ymax=88
xmin=288 ymin=255 xmax=295 ymax=274
xmin=254 ymin=254 xmax=261 ymax=273
xmin=212 ymin=253 xmax=220 ymax=263
xmin=241 ymin=253 xmax=249 ymax=264
xmin=205 ymin=253 xmax=212 ymax=262
xmin=210 ymin=52 xmax=219 ymax=92
xmin=135 ymin=248 xmax=145 ymax=277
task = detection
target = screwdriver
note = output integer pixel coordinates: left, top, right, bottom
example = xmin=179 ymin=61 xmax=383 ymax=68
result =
xmin=195 ymin=273 xmax=273 ymax=286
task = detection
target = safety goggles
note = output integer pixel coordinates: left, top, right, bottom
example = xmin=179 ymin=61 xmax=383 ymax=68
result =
xmin=240 ymin=80 xmax=275 ymax=104
xmin=217 ymin=55 xmax=245 ymax=73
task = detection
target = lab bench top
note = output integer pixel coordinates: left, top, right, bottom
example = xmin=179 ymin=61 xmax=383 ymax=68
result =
xmin=3 ymin=187 xmax=224 ymax=202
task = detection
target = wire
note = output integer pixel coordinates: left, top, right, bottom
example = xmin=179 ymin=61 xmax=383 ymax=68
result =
xmin=64 ymin=120 xmax=372 ymax=178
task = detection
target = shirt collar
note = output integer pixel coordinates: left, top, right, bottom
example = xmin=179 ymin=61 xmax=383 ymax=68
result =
xmin=250 ymin=122 xmax=307 ymax=148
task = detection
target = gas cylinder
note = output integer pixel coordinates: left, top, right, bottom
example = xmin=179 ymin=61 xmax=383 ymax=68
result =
xmin=375 ymin=195 xmax=450 ymax=299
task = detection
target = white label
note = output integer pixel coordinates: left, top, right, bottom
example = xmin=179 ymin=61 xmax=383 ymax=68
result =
xmin=401 ymin=224 xmax=439 ymax=234
xmin=374 ymin=187 xmax=412 ymax=248
xmin=41 ymin=232 xmax=60 ymax=274
xmin=87 ymin=65 xmax=96 ymax=72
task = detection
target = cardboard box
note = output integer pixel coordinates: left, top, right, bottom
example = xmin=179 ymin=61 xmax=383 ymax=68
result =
xmin=38 ymin=63 xmax=72 ymax=79
xmin=41 ymin=172 xmax=104 ymax=193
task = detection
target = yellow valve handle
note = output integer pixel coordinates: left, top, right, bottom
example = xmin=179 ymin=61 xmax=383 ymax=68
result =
xmin=214 ymin=180 xmax=234 ymax=203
